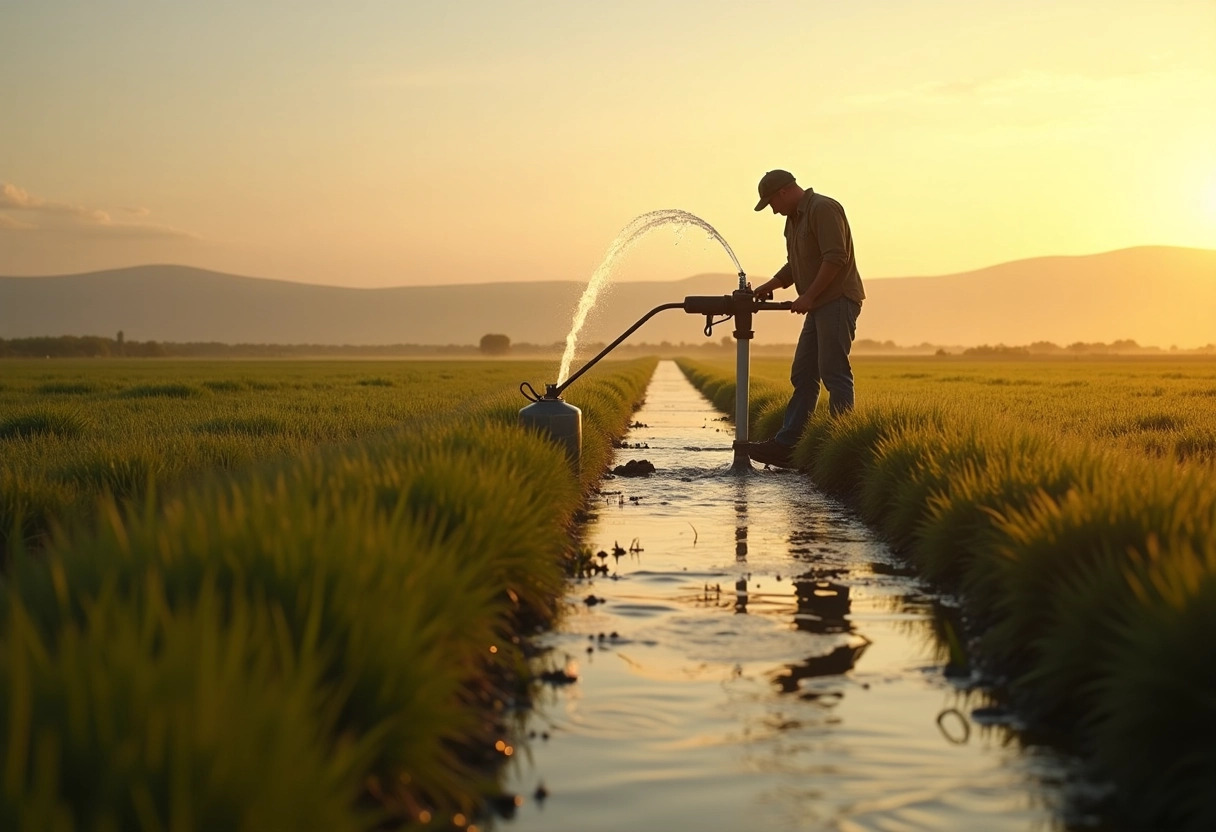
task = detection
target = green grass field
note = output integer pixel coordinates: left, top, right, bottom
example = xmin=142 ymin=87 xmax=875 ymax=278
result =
xmin=0 ymin=359 xmax=625 ymax=556
xmin=6 ymin=354 xmax=1214 ymax=829
xmin=1 ymin=357 xmax=656 ymax=830
xmin=678 ymin=355 xmax=1216 ymax=831
xmin=693 ymin=356 xmax=1216 ymax=464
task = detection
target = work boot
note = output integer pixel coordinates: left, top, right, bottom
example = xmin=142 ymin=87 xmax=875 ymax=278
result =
xmin=745 ymin=439 xmax=795 ymax=468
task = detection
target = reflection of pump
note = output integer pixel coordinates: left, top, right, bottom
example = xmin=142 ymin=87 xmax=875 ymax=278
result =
xmin=734 ymin=486 xmax=748 ymax=560
xmin=792 ymin=577 xmax=852 ymax=635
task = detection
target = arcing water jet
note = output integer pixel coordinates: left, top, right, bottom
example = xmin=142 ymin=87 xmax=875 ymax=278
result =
xmin=556 ymin=210 xmax=745 ymax=386
xmin=522 ymin=210 xmax=792 ymax=473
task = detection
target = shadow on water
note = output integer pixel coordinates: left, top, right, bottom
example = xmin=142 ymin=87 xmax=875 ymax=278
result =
xmin=501 ymin=362 xmax=1087 ymax=832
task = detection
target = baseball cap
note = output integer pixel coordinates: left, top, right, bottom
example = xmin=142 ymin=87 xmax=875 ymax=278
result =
xmin=754 ymin=169 xmax=796 ymax=211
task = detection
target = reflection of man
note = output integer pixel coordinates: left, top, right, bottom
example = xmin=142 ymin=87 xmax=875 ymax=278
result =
xmin=776 ymin=573 xmax=867 ymax=694
xmin=746 ymin=169 xmax=865 ymax=469
xmin=774 ymin=643 xmax=868 ymax=695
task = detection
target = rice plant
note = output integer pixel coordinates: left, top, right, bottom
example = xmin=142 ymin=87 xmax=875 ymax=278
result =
xmin=0 ymin=583 xmax=375 ymax=831
xmin=0 ymin=359 xmax=624 ymax=556
xmin=0 ymin=356 xmax=658 ymax=828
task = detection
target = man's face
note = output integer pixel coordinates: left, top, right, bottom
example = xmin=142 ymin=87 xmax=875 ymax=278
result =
xmin=769 ymin=185 xmax=798 ymax=216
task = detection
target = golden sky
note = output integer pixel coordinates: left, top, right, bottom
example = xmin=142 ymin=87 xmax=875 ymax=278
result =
xmin=2 ymin=0 xmax=1214 ymax=287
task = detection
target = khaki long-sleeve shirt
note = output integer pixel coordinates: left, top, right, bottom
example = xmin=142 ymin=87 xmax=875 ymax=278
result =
xmin=773 ymin=188 xmax=865 ymax=309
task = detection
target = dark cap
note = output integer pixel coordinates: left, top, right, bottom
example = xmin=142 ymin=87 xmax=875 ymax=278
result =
xmin=754 ymin=169 xmax=796 ymax=211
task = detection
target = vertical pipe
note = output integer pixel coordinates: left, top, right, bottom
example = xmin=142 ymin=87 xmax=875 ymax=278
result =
xmin=731 ymin=274 xmax=753 ymax=472
xmin=733 ymin=333 xmax=750 ymax=470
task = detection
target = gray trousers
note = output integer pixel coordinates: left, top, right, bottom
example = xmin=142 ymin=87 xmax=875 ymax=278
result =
xmin=773 ymin=296 xmax=861 ymax=446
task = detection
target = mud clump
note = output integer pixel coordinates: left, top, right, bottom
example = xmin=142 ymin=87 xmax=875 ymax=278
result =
xmin=613 ymin=459 xmax=656 ymax=477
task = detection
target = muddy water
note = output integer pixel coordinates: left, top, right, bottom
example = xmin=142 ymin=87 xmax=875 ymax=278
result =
xmin=502 ymin=361 xmax=1069 ymax=831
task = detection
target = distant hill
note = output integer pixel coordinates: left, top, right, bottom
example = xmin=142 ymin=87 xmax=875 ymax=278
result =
xmin=1 ymin=246 xmax=1213 ymax=349
xmin=859 ymin=246 xmax=1216 ymax=349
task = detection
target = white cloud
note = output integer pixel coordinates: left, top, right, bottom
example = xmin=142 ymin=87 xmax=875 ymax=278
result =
xmin=0 ymin=214 xmax=36 ymax=230
xmin=0 ymin=182 xmax=198 ymax=240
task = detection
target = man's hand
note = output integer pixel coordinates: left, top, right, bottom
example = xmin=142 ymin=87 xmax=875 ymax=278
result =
xmin=753 ymin=279 xmax=778 ymax=301
xmin=790 ymin=292 xmax=815 ymax=315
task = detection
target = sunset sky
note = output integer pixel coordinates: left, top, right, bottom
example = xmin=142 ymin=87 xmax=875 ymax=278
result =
xmin=2 ymin=0 xmax=1214 ymax=287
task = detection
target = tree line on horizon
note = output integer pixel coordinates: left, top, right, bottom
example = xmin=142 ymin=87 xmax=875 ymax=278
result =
xmin=2 ymin=333 xmax=1213 ymax=359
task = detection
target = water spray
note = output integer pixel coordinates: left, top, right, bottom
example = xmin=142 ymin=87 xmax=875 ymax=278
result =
xmin=556 ymin=210 xmax=747 ymax=385
xmin=520 ymin=273 xmax=792 ymax=473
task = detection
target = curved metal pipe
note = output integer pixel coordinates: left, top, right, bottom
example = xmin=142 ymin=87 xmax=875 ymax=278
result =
xmin=546 ymin=296 xmax=794 ymax=399
xmin=553 ymin=302 xmax=687 ymax=397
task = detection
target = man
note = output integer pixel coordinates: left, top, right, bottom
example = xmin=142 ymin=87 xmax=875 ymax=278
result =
xmin=745 ymin=169 xmax=865 ymax=468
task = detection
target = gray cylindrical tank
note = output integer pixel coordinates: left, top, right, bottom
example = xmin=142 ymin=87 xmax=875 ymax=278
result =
xmin=519 ymin=390 xmax=582 ymax=473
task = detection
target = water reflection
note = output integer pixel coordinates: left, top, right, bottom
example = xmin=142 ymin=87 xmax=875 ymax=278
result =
xmin=734 ymin=485 xmax=748 ymax=561
xmin=731 ymin=479 xmax=872 ymax=697
xmin=734 ymin=484 xmax=748 ymax=609
xmin=887 ymin=594 xmax=972 ymax=679
xmin=773 ymin=642 xmax=869 ymax=697
xmin=791 ymin=575 xmax=851 ymax=635
xmin=774 ymin=572 xmax=870 ymax=695
xmin=727 ymin=477 xmax=967 ymax=706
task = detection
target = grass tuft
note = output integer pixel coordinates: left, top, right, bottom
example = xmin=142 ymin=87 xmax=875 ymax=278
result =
xmin=119 ymin=383 xmax=201 ymax=399
xmin=194 ymin=416 xmax=288 ymax=437
xmin=201 ymin=379 xmax=249 ymax=392
xmin=36 ymin=381 xmax=98 ymax=395
xmin=0 ymin=411 xmax=88 ymax=441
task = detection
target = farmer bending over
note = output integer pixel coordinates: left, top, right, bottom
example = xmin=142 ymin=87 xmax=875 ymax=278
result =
xmin=746 ymin=169 xmax=865 ymax=468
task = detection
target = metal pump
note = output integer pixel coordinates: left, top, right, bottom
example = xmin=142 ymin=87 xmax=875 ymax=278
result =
xmin=519 ymin=383 xmax=584 ymax=473
xmin=520 ymin=273 xmax=792 ymax=473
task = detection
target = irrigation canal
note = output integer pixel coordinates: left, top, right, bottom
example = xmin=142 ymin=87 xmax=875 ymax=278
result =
xmin=502 ymin=361 xmax=1074 ymax=831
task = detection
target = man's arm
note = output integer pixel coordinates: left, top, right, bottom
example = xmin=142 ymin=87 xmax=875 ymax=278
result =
xmin=790 ymin=261 xmax=842 ymax=314
xmin=790 ymin=204 xmax=848 ymax=314
xmin=754 ymin=263 xmax=792 ymax=299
